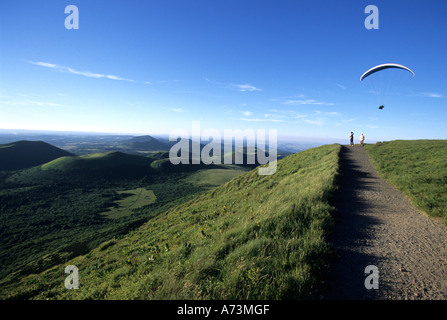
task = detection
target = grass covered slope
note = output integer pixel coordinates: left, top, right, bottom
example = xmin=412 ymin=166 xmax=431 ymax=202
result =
xmin=365 ymin=140 xmax=447 ymax=222
xmin=7 ymin=151 xmax=155 ymax=185
xmin=2 ymin=144 xmax=341 ymax=300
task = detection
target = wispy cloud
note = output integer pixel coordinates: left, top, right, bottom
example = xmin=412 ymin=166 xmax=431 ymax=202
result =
xmin=240 ymin=110 xmax=253 ymax=116
xmin=314 ymin=110 xmax=340 ymax=116
xmin=261 ymin=109 xmax=341 ymax=127
xmin=268 ymin=94 xmax=305 ymax=102
xmin=240 ymin=109 xmax=341 ymax=127
xmin=264 ymin=112 xmax=285 ymax=119
xmin=337 ymin=83 xmax=347 ymax=90
xmin=228 ymin=84 xmax=262 ymax=92
xmin=418 ymin=92 xmax=444 ymax=98
xmin=0 ymin=99 xmax=63 ymax=107
xmin=204 ymin=78 xmax=261 ymax=92
xmin=239 ymin=118 xmax=284 ymax=122
xmin=29 ymin=61 xmax=135 ymax=83
xmin=31 ymin=62 xmax=58 ymax=69
xmin=170 ymin=108 xmax=186 ymax=113
xmin=303 ymin=118 xmax=326 ymax=126
xmin=272 ymin=94 xmax=335 ymax=106
xmin=284 ymin=99 xmax=335 ymax=106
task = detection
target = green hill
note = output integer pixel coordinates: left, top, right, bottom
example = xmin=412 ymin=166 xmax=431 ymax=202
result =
xmin=7 ymin=151 xmax=156 ymax=184
xmin=125 ymin=135 xmax=174 ymax=152
xmin=44 ymin=151 xmax=151 ymax=170
xmin=0 ymin=140 xmax=73 ymax=171
xmin=1 ymin=144 xmax=341 ymax=300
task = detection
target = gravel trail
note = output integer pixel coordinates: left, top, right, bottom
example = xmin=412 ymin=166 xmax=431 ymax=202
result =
xmin=324 ymin=145 xmax=447 ymax=300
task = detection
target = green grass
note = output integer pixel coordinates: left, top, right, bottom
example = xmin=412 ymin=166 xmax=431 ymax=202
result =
xmin=184 ymin=166 xmax=251 ymax=189
xmin=40 ymin=156 xmax=76 ymax=170
xmin=365 ymin=140 xmax=447 ymax=222
xmin=1 ymin=144 xmax=341 ymax=300
xmin=101 ymin=188 xmax=157 ymax=219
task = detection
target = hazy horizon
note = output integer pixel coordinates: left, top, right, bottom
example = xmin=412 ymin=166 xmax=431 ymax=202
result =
xmin=0 ymin=127 xmax=346 ymax=145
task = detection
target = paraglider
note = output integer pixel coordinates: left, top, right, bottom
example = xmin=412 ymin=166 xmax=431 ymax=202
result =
xmin=360 ymin=63 xmax=415 ymax=109
xmin=360 ymin=63 xmax=415 ymax=82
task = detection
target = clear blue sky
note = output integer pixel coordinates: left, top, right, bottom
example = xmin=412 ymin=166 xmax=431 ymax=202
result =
xmin=1 ymin=0 xmax=446 ymax=143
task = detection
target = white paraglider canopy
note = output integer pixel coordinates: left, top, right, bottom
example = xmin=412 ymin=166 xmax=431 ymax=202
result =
xmin=360 ymin=63 xmax=415 ymax=81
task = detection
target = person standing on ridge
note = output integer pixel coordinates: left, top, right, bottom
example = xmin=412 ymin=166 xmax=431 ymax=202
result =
xmin=349 ymin=132 xmax=354 ymax=146
xmin=360 ymin=133 xmax=365 ymax=146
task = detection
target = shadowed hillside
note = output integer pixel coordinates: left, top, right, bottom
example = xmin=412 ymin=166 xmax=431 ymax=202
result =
xmin=0 ymin=140 xmax=73 ymax=171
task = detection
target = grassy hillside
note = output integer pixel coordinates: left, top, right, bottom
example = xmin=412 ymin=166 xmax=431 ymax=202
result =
xmin=0 ymin=140 xmax=73 ymax=171
xmin=0 ymin=150 xmax=203 ymax=285
xmin=1 ymin=144 xmax=341 ymax=300
xmin=365 ymin=140 xmax=447 ymax=222
xmin=6 ymin=151 xmax=156 ymax=185
xmin=184 ymin=166 xmax=251 ymax=189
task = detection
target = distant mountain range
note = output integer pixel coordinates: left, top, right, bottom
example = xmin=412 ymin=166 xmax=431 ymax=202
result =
xmin=0 ymin=130 xmax=324 ymax=156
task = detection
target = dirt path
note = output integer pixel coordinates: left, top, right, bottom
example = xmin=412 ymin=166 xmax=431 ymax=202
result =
xmin=324 ymin=145 xmax=447 ymax=300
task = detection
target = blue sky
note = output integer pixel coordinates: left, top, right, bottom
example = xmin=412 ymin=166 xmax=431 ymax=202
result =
xmin=1 ymin=0 xmax=446 ymax=143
